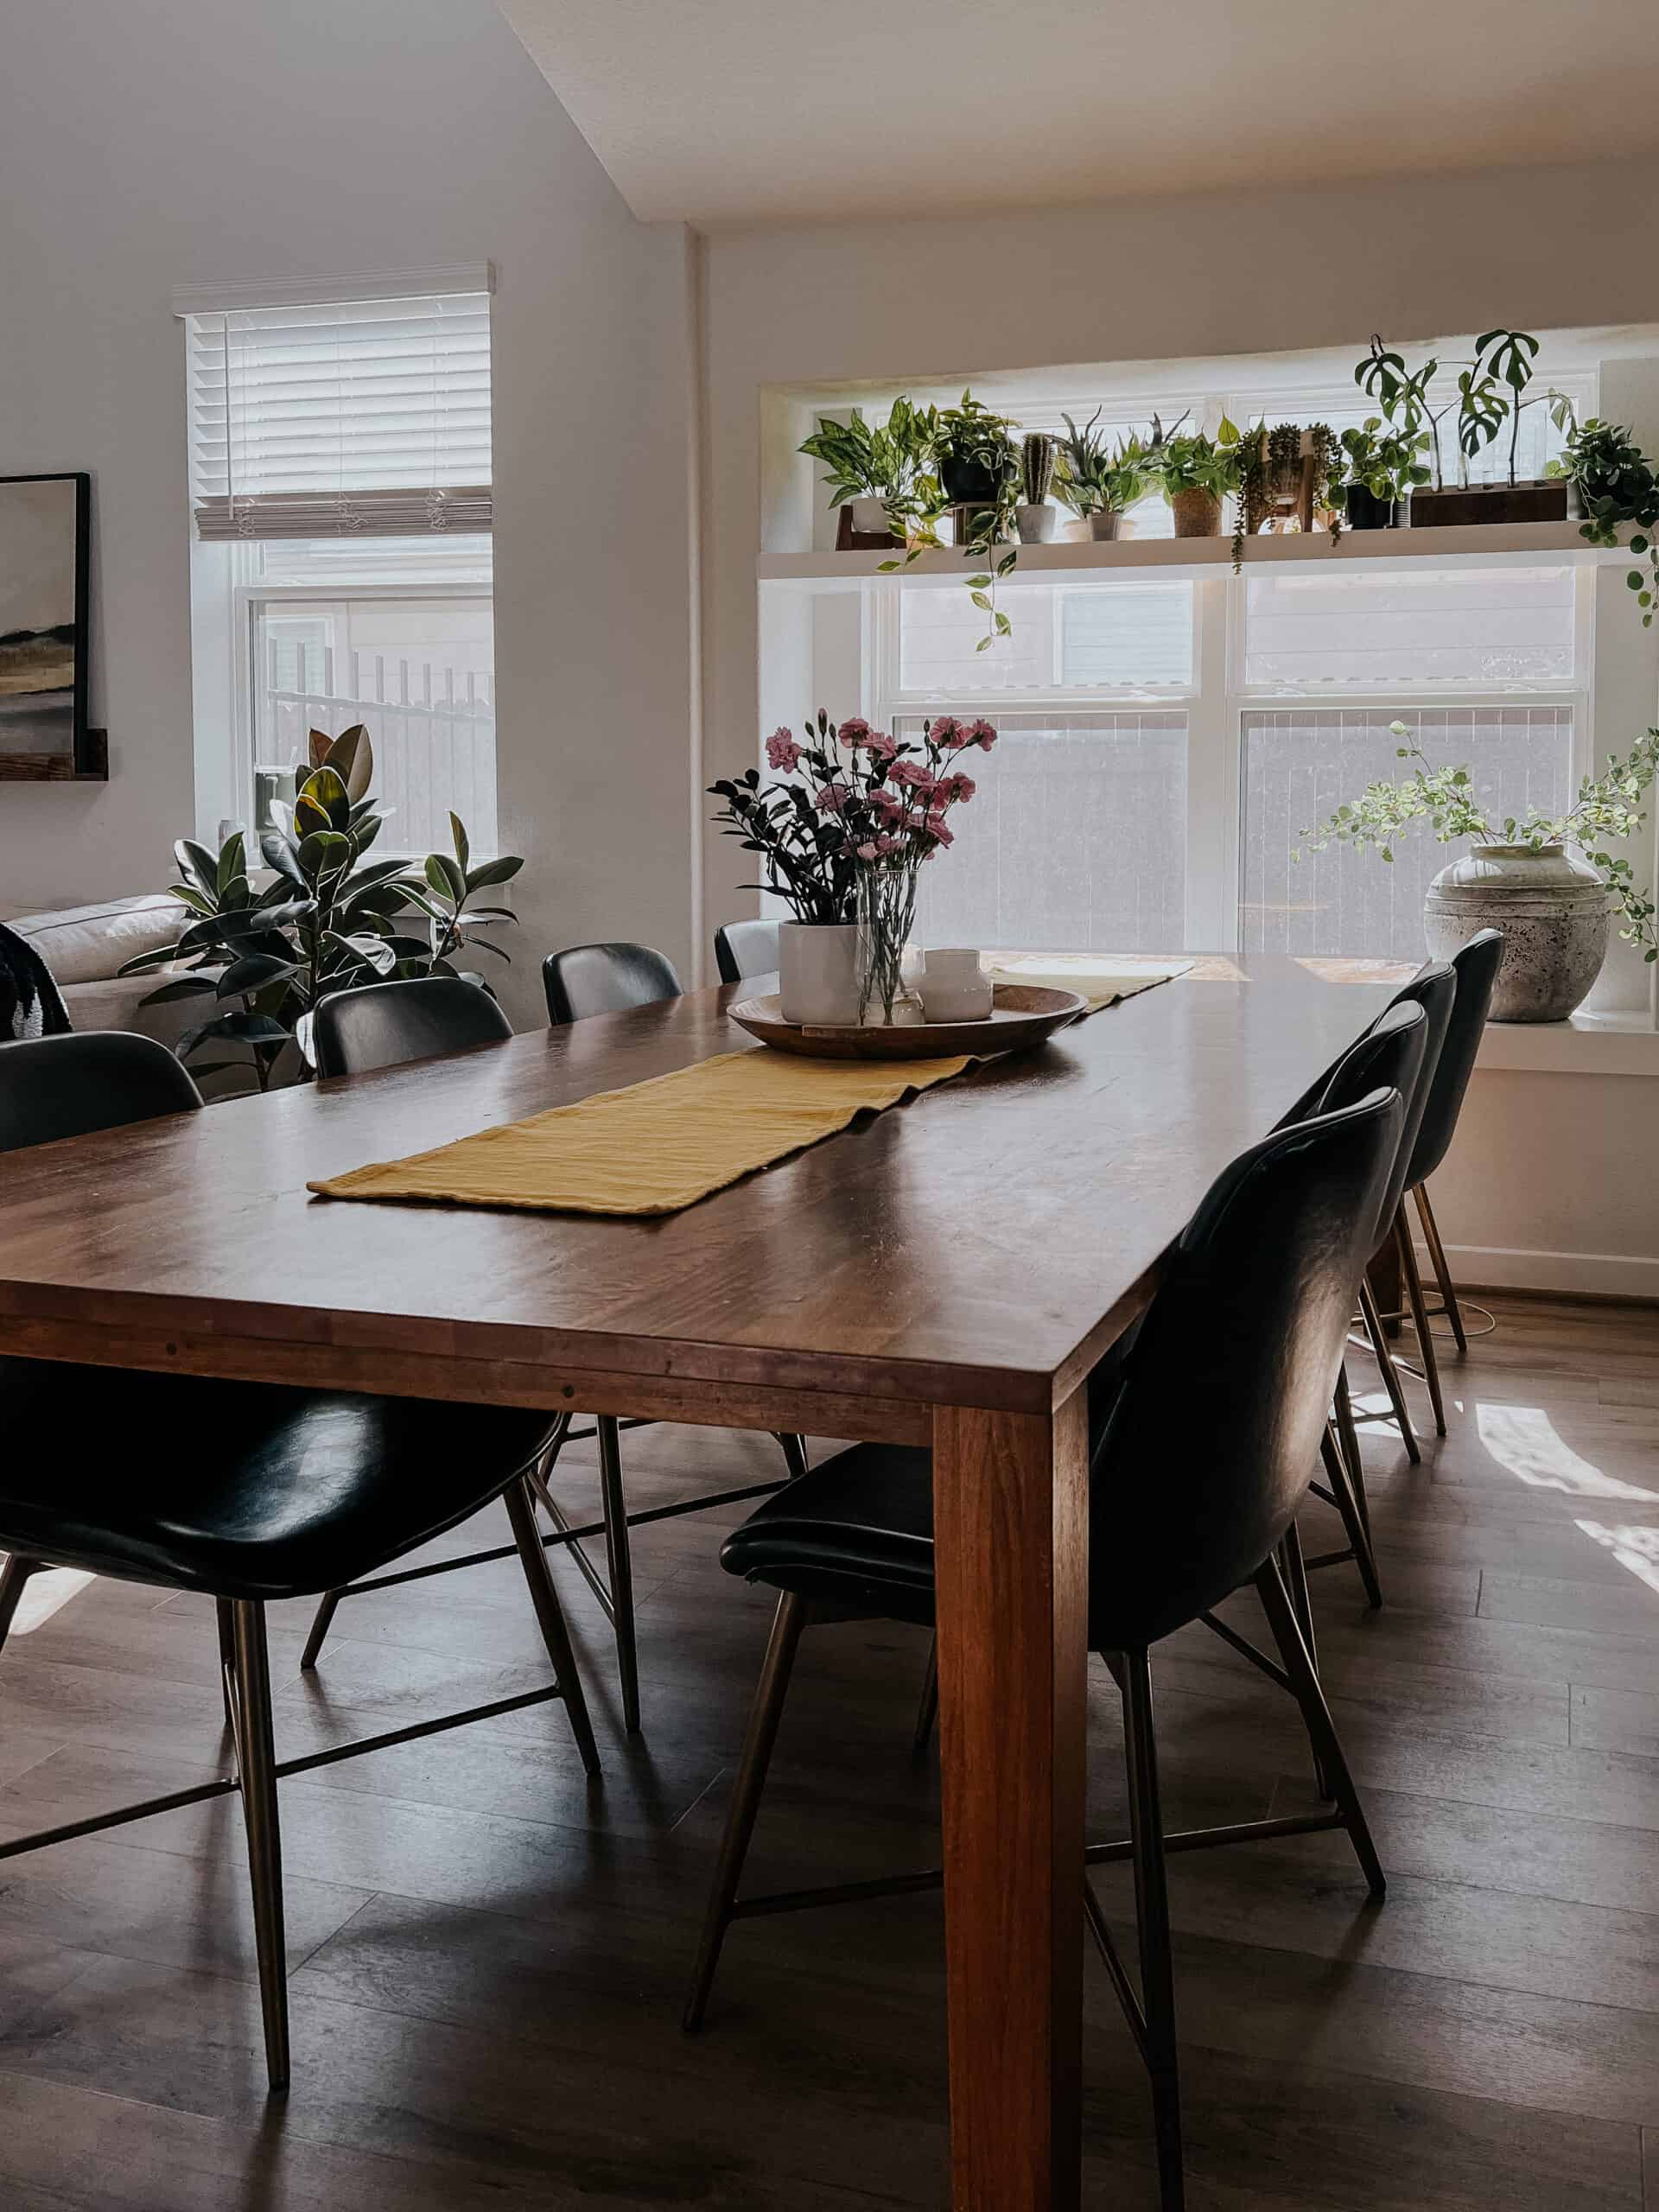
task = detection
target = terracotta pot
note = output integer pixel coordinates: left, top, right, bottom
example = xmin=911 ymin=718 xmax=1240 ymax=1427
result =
xmin=1170 ymin=487 xmax=1223 ymax=537
xmin=1423 ymin=844 xmax=1605 ymax=1021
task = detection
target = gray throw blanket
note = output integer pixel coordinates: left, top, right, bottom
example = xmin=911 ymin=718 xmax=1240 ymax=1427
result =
xmin=0 ymin=922 xmax=71 ymax=1039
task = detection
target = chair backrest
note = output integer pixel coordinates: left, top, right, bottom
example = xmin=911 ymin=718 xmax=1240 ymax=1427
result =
xmin=0 ymin=1031 xmax=202 ymax=1153
xmin=312 ymin=976 xmax=512 ymax=1079
xmin=1314 ymin=998 xmax=1429 ymax=1241
xmin=1406 ymin=928 xmax=1503 ymax=1185
xmin=713 ymin=918 xmax=780 ymax=986
xmin=1090 ymin=1087 xmax=1401 ymax=1649
xmin=543 ymin=942 xmax=683 ymax=1025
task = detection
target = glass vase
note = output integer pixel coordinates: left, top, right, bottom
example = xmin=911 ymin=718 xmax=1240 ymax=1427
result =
xmin=856 ymin=864 xmax=921 ymax=1025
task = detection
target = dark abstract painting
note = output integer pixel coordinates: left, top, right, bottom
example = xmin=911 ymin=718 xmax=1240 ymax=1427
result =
xmin=0 ymin=474 xmax=89 ymax=759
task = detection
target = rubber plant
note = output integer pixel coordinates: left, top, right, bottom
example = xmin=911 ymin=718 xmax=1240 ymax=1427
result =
xmin=118 ymin=726 xmax=522 ymax=1092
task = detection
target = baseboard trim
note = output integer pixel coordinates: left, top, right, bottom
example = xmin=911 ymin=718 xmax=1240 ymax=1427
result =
xmin=1435 ymin=1240 xmax=1659 ymax=1304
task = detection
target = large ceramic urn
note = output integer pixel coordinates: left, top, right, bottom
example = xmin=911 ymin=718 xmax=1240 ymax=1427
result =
xmin=1423 ymin=843 xmax=1606 ymax=1021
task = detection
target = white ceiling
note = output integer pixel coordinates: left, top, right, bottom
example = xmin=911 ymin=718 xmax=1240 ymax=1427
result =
xmin=502 ymin=0 xmax=1659 ymax=230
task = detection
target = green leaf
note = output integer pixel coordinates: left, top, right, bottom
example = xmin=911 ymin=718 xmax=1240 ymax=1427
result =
xmin=175 ymin=838 xmax=220 ymax=900
xmin=139 ymin=975 xmax=220 ymax=1005
xmin=216 ymin=953 xmax=302 ymax=997
xmin=297 ymin=829 xmax=353 ymax=878
xmin=449 ymin=811 xmax=469 ymax=873
xmin=461 ymin=855 xmax=522 ymax=892
xmin=969 ymin=590 xmax=992 ymax=609
xmin=965 ymin=574 xmax=992 ymax=589
xmin=424 ymin=852 xmax=466 ymax=907
xmin=260 ymin=832 xmax=308 ymax=888
xmin=216 ymin=832 xmax=246 ymax=897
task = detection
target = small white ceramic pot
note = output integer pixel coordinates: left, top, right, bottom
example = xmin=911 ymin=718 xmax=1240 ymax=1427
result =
xmin=777 ymin=920 xmax=861 ymax=1026
xmin=1423 ymin=843 xmax=1605 ymax=1021
xmin=918 ymin=947 xmax=994 ymax=1023
xmin=849 ymin=494 xmax=890 ymax=535
xmin=1015 ymin=502 xmax=1057 ymax=544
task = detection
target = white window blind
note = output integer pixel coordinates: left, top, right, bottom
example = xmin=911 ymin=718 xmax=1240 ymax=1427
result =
xmin=187 ymin=292 xmax=492 ymax=540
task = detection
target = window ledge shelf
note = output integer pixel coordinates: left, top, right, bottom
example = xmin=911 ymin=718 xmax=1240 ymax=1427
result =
xmin=759 ymin=520 xmax=1628 ymax=587
xmin=1474 ymin=1009 xmax=1659 ymax=1077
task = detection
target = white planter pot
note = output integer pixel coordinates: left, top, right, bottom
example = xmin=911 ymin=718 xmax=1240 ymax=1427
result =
xmin=1423 ymin=843 xmax=1606 ymax=1022
xmin=849 ymin=495 xmax=890 ymax=535
xmin=777 ymin=920 xmax=861 ymax=1026
xmin=1015 ymin=502 xmax=1057 ymax=544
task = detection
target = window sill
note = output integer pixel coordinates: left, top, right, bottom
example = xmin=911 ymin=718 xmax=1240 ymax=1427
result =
xmin=1474 ymin=1008 xmax=1659 ymax=1077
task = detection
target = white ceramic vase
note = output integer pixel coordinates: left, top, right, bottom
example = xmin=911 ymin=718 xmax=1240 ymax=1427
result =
xmin=777 ymin=920 xmax=861 ymax=1026
xmin=1423 ymin=843 xmax=1607 ymax=1021
xmin=849 ymin=495 xmax=890 ymax=535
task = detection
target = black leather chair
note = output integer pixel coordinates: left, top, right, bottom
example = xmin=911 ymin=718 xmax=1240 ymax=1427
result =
xmin=313 ymin=975 xmax=511 ymax=1078
xmin=0 ymin=1033 xmax=597 ymax=2095
xmin=1388 ymin=930 xmax=1505 ymax=1424
xmin=1299 ymin=998 xmax=1430 ymax=1610
xmin=543 ymin=941 xmax=683 ymax=1024
xmin=537 ymin=941 xmax=803 ymax=1733
xmin=683 ymin=1089 xmax=1402 ymax=2212
xmin=713 ymin=919 xmax=780 ymax=986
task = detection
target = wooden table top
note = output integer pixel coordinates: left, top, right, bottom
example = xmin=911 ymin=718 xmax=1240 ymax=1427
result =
xmin=0 ymin=957 xmax=1395 ymax=1427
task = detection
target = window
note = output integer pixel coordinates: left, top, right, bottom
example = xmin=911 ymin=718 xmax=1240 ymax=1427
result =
xmin=182 ymin=279 xmax=496 ymax=851
xmin=868 ymin=551 xmax=1588 ymax=961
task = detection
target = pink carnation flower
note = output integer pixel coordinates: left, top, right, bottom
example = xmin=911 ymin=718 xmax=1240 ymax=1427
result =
xmin=815 ymin=782 xmax=851 ymax=814
xmin=855 ymin=840 xmax=880 ymax=861
xmin=928 ymin=715 xmax=964 ymax=747
xmin=868 ymin=788 xmax=904 ymax=822
xmin=937 ymin=771 xmax=976 ymax=804
xmin=966 ymin=718 xmax=998 ymax=750
xmin=864 ymin=730 xmax=899 ymax=761
xmin=836 ymin=715 xmax=871 ymax=745
xmin=888 ymin=759 xmax=932 ymax=788
xmin=766 ymin=728 xmax=801 ymax=771
xmin=923 ymin=812 xmax=955 ymax=848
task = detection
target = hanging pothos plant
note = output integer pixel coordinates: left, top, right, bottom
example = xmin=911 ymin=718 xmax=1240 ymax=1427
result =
xmin=879 ymin=391 xmax=1020 ymax=651
xmin=1232 ymin=423 xmax=1344 ymax=568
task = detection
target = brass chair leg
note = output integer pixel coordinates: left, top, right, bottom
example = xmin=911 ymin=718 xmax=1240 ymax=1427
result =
xmin=503 ymin=1477 xmax=601 ymax=1776
xmin=1414 ymin=1182 xmax=1467 ymax=1354
xmin=1255 ymin=1554 xmax=1386 ymax=1900
xmin=774 ymin=1433 xmax=809 ymax=1481
xmin=1279 ymin=1519 xmax=1329 ymax=1797
xmin=1357 ymin=1277 xmax=1421 ymax=1465
xmin=216 ymin=1596 xmax=238 ymax=1734
xmin=1116 ymin=1649 xmax=1185 ymax=2212
xmin=298 ymin=1588 xmax=341 ymax=1673
xmin=0 ymin=1554 xmax=39 ymax=1657
xmin=1319 ymin=1425 xmax=1382 ymax=1611
xmin=683 ymin=1590 xmax=809 ymax=2033
xmin=227 ymin=1599 xmax=289 ymax=2095
xmin=1395 ymin=1205 xmax=1447 ymax=1436
xmin=912 ymin=1637 xmax=939 ymax=1758
xmin=1332 ymin=1367 xmax=1371 ymax=1542
xmin=595 ymin=1416 xmax=641 ymax=1735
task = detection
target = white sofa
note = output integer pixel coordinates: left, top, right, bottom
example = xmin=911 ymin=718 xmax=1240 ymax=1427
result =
xmin=1 ymin=893 xmax=196 ymax=1048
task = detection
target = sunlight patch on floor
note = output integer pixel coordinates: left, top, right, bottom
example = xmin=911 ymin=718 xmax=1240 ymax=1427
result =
xmin=8 ymin=1567 xmax=97 ymax=1635
xmin=1474 ymin=1402 xmax=1659 ymax=1503
xmin=1573 ymin=1519 xmax=1659 ymax=1597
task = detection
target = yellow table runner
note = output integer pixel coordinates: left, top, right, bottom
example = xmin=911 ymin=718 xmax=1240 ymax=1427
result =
xmin=308 ymin=960 xmax=1190 ymax=1219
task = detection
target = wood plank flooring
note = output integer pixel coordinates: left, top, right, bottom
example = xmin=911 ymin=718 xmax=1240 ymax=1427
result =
xmin=0 ymin=1295 xmax=1656 ymax=2209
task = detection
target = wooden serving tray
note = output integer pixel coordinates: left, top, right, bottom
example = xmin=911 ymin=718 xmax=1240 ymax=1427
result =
xmin=728 ymin=984 xmax=1089 ymax=1061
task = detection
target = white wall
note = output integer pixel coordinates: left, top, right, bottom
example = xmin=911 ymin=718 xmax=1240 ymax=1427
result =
xmin=702 ymin=158 xmax=1659 ymax=1295
xmin=0 ymin=0 xmax=697 ymax=1025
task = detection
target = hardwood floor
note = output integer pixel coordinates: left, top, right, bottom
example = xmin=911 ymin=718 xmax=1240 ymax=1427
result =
xmin=0 ymin=1294 xmax=1656 ymax=2209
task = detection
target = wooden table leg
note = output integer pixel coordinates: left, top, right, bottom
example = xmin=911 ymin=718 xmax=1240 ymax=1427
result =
xmin=933 ymin=1392 xmax=1090 ymax=2212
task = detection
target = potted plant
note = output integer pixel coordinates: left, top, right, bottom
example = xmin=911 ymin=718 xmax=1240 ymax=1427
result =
xmin=1339 ymin=416 xmax=1432 ymax=530
xmin=1016 ymin=431 xmax=1058 ymax=543
xmin=709 ymin=711 xmax=995 ymax=1026
xmin=798 ymin=397 xmax=938 ymax=545
xmin=1234 ymin=423 xmax=1344 ymax=563
xmin=1407 ymin=329 xmax=1571 ymax=527
xmin=1301 ymin=721 xmax=1659 ymax=1020
xmin=1547 ymin=405 xmax=1659 ymax=628
xmin=1356 ymin=334 xmax=1456 ymax=496
xmin=1052 ymin=410 xmax=1151 ymax=542
xmin=931 ymin=393 xmax=1019 ymax=541
xmin=118 ymin=728 xmax=520 ymax=1091
xmin=1145 ymin=415 xmax=1242 ymax=539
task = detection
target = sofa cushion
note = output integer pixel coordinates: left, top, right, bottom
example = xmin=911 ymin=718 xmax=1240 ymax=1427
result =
xmin=3 ymin=895 xmax=188 ymax=987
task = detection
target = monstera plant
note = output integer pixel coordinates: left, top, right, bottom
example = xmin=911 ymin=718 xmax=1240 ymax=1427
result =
xmin=121 ymin=726 xmax=522 ymax=1092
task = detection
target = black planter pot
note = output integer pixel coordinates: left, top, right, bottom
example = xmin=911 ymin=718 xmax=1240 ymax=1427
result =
xmin=1344 ymin=484 xmax=1398 ymax=531
xmin=937 ymin=450 xmax=1000 ymax=506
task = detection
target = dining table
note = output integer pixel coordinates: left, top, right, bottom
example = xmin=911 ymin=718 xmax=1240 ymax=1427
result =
xmin=0 ymin=950 xmax=1397 ymax=2210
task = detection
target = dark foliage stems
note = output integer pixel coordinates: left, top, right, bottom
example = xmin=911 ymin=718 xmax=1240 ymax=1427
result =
xmin=118 ymin=725 xmax=522 ymax=1090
